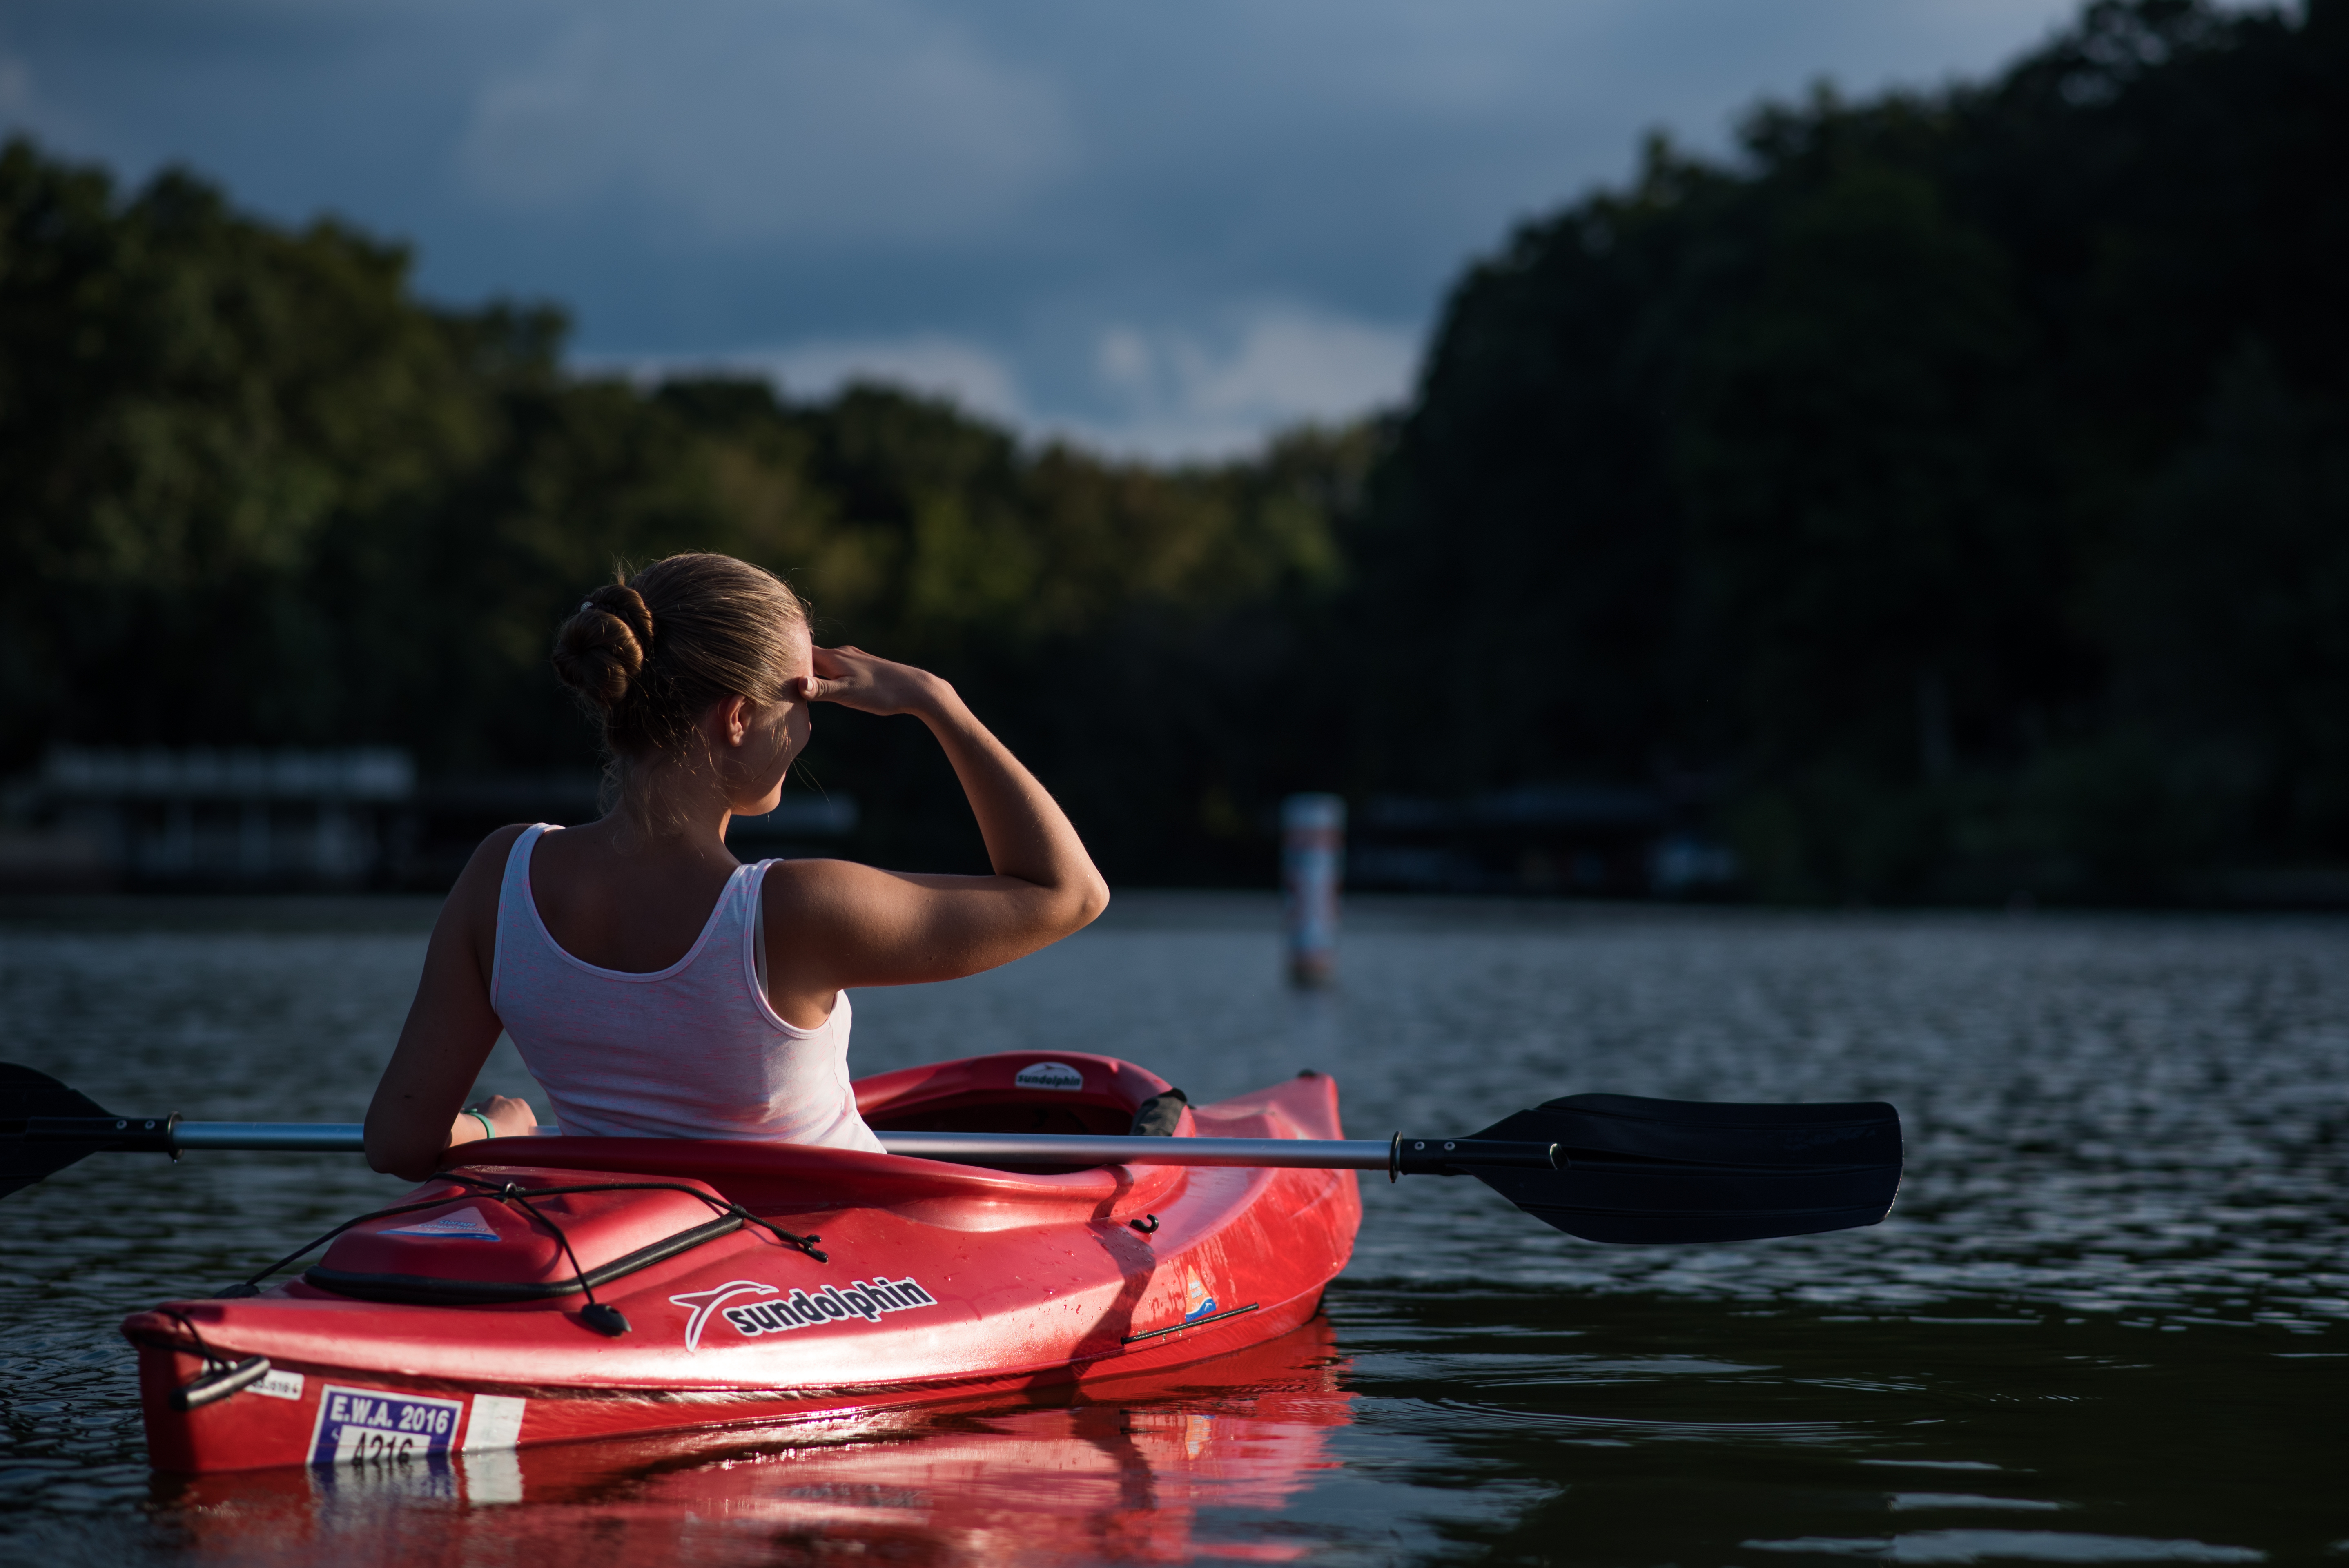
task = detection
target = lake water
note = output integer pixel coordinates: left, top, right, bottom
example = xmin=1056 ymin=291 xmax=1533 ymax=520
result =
xmin=3 ymin=895 xmax=2345 ymax=1565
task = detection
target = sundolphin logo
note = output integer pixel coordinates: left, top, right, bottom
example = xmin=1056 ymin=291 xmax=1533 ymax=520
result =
xmin=668 ymin=1281 xmax=780 ymax=1352
xmin=1014 ymin=1061 xmax=1084 ymax=1091
xmin=720 ymin=1278 xmax=938 ymax=1339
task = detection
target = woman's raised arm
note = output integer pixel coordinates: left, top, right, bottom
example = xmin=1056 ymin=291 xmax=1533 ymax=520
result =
xmin=758 ymin=646 xmax=1109 ymax=1025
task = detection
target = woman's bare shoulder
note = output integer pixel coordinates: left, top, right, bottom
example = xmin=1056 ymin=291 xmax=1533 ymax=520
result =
xmin=756 ymin=857 xmax=945 ymax=947
xmin=756 ymin=855 xmax=865 ymax=907
xmin=444 ymin=824 xmax=536 ymax=935
xmin=481 ymin=822 xmax=537 ymax=851
xmin=463 ymin=823 xmax=535 ymax=881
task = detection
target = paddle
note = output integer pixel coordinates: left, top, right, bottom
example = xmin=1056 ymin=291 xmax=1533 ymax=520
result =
xmin=0 ymin=1062 xmax=1900 ymax=1245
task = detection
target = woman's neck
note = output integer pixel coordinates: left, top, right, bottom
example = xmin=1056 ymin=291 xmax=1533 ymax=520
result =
xmin=604 ymin=762 xmax=743 ymax=862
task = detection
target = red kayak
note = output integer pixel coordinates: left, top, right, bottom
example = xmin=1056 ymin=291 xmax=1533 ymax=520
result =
xmin=158 ymin=1317 xmax=1353 ymax=1566
xmin=122 ymin=1052 xmax=1362 ymax=1474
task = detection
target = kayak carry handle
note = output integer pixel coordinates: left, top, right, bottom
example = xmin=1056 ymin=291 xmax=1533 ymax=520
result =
xmin=170 ymin=1354 xmax=272 ymax=1412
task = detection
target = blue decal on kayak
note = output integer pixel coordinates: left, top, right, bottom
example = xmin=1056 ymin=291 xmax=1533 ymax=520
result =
xmin=1182 ymin=1266 xmax=1219 ymax=1322
xmin=378 ymin=1205 xmax=501 ymax=1241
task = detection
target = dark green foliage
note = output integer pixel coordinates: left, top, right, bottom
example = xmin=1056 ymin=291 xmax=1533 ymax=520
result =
xmin=0 ymin=137 xmax=1362 ymax=882
xmin=0 ymin=142 xmax=507 ymax=754
xmin=3 ymin=0 xmax=2344 ymax=900
xmin=1360 ymin=0 xmax=2349 ymax=900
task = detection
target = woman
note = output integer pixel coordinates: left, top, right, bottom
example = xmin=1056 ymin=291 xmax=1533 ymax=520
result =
xmin=363 ymin=552 xmax=1110 ymax=1181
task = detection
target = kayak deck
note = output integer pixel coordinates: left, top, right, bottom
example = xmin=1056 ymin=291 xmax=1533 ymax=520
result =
xmin=123 ymin=1054 xmax=1362 ymax=1473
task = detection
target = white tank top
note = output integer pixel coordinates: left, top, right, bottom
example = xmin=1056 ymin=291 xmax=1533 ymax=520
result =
xmin=489 ymin=824 xmax=883 ymax=1151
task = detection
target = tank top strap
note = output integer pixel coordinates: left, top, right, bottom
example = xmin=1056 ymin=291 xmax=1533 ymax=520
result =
xmin=490 ymin=823 xmax=554 ymax=1011
xmin=744 ymin=858 xmax=790 ymax=1010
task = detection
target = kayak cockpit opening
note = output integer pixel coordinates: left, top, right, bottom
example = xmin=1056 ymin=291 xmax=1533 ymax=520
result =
xmin=852 ymin=1051 xmax=1193 ymax=1172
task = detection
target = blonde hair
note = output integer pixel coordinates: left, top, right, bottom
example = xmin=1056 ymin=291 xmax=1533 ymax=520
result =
xmin=551 ymin=553 xmax=809 ymax=805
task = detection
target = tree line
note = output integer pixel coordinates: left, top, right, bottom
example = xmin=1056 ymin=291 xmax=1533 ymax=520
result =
xmin=1350 ymin=0 xmax=2348 ymax=901
xmin=0 ymin=133 xmax=1369 ymax=882
xmin=2 ymin=0 xmax=2342 ymax=900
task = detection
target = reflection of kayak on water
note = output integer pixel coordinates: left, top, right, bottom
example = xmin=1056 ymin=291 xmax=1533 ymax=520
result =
xmin=158 ymin=1314 xmax=1355 ymax=1568
xmin=123 ymin=1052 xmax=1365 ymax=1474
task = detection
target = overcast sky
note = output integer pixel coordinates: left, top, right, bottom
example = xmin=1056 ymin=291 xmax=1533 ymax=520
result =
xmin=2 ymin=0 xmax=2082 ymax=457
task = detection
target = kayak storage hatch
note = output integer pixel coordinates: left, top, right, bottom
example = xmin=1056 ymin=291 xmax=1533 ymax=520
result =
xmin=120 ymin=1052 xmax=1363 ymax=1474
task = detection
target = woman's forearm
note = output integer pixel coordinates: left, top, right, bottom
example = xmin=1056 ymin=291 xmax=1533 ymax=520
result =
xmin=372 ymin=1096 xmax=537 ymax=1181
xmin=445 ymin=1096 xmax=536 ymax=1150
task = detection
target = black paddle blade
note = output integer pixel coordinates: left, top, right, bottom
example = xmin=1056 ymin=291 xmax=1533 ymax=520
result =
xmin=0 ymin=1063 xmax=114 ymax=1198
xmin=1464 ymin=1093 xmax=1902 ymax=1245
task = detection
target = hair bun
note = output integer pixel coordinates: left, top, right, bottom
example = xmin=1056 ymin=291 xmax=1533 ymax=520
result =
xmin=552 ymin=583 xmax=655 ymax=709
xmin=548 ymin=554 xmax=808 ymax=770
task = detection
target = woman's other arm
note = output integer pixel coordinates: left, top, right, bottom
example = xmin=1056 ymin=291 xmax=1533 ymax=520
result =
xmin=364 ymin=826 xmax=537 ymax=1180
xmin=761 ymin=647 xmax=1110 ymax=1025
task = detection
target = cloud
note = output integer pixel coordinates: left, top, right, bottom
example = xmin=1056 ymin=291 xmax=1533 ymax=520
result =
xmin=0 ymin=53 xmax=32 ymax=121
xmin=6 ymin=0 xmax=2085 ymax=455
xmin=591 ymin=334 xmax=1028 ymax=426
xmin=1073 ymin=305 xmax=1420 ymax=460
xmin=753 ymin=336 xmax=1027 ymax=423
xmin=0 ymin=43 xmax=99 ymax=151
xmin=458 ymin=0 xmax=1071 ymax=245
xmin=592 ymin=303 xmax=1414 ymax=461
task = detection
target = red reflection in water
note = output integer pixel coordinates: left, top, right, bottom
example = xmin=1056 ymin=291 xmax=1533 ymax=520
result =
xmin=161 ymin=1317 xmax=1353 ymax=1567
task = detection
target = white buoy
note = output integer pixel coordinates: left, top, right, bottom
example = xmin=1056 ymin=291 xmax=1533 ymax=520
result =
xmin=1281 ymin=793 xmax=1346 ymax=987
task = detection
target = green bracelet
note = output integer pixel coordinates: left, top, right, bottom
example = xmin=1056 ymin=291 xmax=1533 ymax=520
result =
xmin=465 ymin=1109 xmax=497 ymax=1142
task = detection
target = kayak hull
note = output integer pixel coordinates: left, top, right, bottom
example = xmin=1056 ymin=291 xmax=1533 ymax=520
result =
xmin=154 ymin=1316 xmax=1357 ymax=1568
xmin=124 ymin=1055 xmax=1362 ymax=1474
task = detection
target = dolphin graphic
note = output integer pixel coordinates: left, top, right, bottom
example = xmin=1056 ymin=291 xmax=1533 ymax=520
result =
xmin=667 ymin=1279 xmax=780 ymax=1352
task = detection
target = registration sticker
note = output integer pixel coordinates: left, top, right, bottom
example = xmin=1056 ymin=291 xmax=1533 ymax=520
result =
xmin=253 ymin=1368 xmax=305 ymax=1401
xmin=309 ymin=1385 xmax=464 ymax=1466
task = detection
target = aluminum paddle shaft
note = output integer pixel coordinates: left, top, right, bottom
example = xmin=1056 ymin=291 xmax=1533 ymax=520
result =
xmin=15 ymin=1116 xmax=1557 ymax=1175
xmin=16 ymin=1116 xmax=367 ymax=1152
xmin=175 ymin=1122 xmax=368 ymax=1152
xmin=880 ymin=1131 xmax=1561 ymax=1175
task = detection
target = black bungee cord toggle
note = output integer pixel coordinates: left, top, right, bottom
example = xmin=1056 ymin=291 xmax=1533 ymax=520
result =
xmin=493 ymin=1180 xmax=631 ymax=1336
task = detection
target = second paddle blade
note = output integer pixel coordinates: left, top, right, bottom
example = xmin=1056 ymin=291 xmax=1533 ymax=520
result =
xmin=0 ymin=1063 xmax=116 ymax=1199
xmin=1465 ymin=1093 xmax=1903 ymax=1245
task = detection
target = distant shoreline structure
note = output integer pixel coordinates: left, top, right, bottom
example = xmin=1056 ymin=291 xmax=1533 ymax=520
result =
xmin=0 ymin=747 xmax=854 ymax=893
